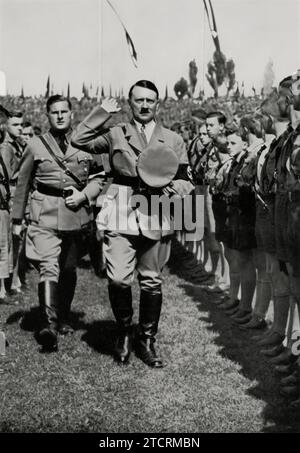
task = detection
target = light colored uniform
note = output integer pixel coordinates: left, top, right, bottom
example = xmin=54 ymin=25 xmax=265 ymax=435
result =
xmin=71 ymin=106 xmax=193 ymax=292
xmin=12 ymin=131 xmax=103 ymax=281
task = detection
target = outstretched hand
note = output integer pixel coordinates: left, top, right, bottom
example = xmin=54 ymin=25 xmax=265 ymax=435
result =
xmin=100 ymin=97 xmax=121 ymax=114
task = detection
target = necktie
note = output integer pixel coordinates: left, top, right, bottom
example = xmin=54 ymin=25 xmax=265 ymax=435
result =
xmin=140 ymin=124 xmax=148 ymax=145
xmin=57 ymin=135 xmax=67 ymax=154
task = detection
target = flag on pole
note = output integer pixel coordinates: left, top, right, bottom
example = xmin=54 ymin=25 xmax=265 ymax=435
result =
xmin=202 ymin=0 xmax=221 ymax=53
xmin=164 ymin=85 xmax=169 ymax=100
xmin=67 ymin=83 xmax=70 ymax=98
xmin=105 ymin=0 xmax=138 ymax=67
xmin=21 ymin=86 xmax=24 ymax=99
xmin=45 ymin=75 xmax=50 ymax=98
xmin=234 ymin=82 xmax=240 ymax=98
xmin=82 ymin=82 xmax=89 ymax=98
xmin=125 ymin=30 xmax=138 ymax=68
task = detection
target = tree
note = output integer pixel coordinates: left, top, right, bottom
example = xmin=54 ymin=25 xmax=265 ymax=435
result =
xmin=262 ymin=59 xmax=275 ymax=97
xmin=206 ymin=61 xmax=218 ymax=98
xmin=225 ymin=59 xmax=235 ymax=96
xmin=206 ymin=50 xmax=235 ymax=98
xmin=174 ymin=77 xmax=189 ymax=100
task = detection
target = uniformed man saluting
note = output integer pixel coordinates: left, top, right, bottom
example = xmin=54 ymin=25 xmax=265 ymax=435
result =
xmin=12 ymin=95 xmax=104 ymax=351
xmin=72 ymin=80 xmax=193 ymax=368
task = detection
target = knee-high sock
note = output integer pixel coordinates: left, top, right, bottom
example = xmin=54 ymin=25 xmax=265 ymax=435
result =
xmin=272 ymin=294 xmax=290 ymax=336
xmin=229 ymin=270 xmax=240 ymax=303
xmin=253 ymin=279 xmax=272 ymax=319
xmin=239 ymin=260 xmax=256 ymax=312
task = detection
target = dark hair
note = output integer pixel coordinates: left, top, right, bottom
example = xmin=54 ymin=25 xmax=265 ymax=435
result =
xmin=206 ymin=111 xmax=227 ymax=125
xmin=22 ymin=121 xmax=32 ymax=128
xmin=46 ymin=95 xmax=72 ymax=112
xmin=259 ymin=112 xmax=275 ymax=135
xmin=240 ymin=114 xmax=264 ymax=139
xmin=128 ymin=80 xmax=159 ymax=99
xmin=33 ymin=125 xmax=42 ymax=135
xmin=9 ymin=110 xmax=23 ymax=118
xmin=225 ymin=123 xmax=241 ymax=137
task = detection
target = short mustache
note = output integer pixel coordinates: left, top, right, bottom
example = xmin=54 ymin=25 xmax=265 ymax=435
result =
xmin=140 ymin=108 xmax=150 ymax=113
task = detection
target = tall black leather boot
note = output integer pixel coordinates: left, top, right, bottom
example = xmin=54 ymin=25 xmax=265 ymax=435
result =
xmin=108 ymin=284 xmax=133 ymax=364
xmin=4 ymin=273 xmax=13 ymax=294
xmin=38 ymin=280 xmax=59 ymax=351
xmin=58 ymin=271 xmax=77 ymax=335
xmin=136 ymin=290 xmax=163 ymax=368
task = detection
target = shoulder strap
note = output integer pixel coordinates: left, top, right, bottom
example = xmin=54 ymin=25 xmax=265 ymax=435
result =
xmin=39 ymin=136 xmax=84 ymax=188
xmin=0 ymin=154 xmax=10 ymax=210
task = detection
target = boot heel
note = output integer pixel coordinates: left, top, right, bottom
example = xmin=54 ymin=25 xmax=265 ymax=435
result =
xmin=38 ymin=281 xmax=59 ymax=352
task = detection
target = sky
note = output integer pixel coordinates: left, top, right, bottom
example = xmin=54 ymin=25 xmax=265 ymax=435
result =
xmin=0 ymin=0 xmax=300 ymax=98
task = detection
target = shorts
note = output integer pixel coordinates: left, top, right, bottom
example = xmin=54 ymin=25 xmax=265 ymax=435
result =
xmin=226 ymin=189 xmax=256 ymax=251
xmin=212 ymin=194 xmax=228 ymax=243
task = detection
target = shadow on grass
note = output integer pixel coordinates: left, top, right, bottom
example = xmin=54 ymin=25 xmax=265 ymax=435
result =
xmin=168 ymin=237 xmax=213 ymax=286
xmin=81 ymin=320 xmax=116 ymax=357
xmin=168 ymin=240 xmax=300 ymax=433
xmin=6 ymin=306 xmax=87 ymax=333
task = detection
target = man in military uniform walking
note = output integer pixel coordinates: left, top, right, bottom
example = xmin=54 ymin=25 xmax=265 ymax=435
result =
xmin=72 ymin=80 xmax=193 ymax=368
xmin=12 ymin=95 xmax=103 ymax=351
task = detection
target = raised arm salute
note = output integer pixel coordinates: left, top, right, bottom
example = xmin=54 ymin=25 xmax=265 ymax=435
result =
xmin=72 ymin=80 xmax=193 ymax=367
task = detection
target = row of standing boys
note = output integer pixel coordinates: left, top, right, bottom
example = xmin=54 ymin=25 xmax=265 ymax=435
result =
xmin=187 ymin=72 xmax=300 ymax=409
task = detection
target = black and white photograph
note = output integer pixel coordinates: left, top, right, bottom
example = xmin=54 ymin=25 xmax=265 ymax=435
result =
xmin=0 ymin=0 xmax=300 ymax=436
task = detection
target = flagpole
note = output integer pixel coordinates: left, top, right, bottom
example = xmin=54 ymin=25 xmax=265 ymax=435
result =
xmin=202 ymin=0 xmax=206 ymax=94
xmin=97 ymin=0 xmax=103 ymax=101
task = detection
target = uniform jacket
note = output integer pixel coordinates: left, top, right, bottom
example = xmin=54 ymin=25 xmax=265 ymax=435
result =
xmin=71 ymin=106 xmax=193 ymax=239
xmin=286 ymin=132 xmax=300 ymax=192
xmin=12 ymin=130 xmax=103 ymax=231
xmin=239 ymin=138 xmax=265 ymax=187
xmin=0 ymin=135 xmax=23 ymax=181
xmin=0 ymin=135 xmax=23 ymax=202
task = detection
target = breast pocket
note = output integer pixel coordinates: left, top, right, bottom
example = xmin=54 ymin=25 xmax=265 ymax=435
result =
xmin=30 ymin=191 xmax=45 ymax=223
xmin=34 ymin=156 xmax=54 ymax=174
xmin=76 ymin=154 xmax=94 ymax=178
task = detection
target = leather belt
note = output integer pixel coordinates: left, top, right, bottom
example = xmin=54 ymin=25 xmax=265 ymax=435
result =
xmin=36 ymin=182 xmax=76 ymax=198
xmin=113 ymin=175 xmax=141 ymax=188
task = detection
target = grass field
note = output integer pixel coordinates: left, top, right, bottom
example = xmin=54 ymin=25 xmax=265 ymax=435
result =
xmin=0 ymin=240 xmax=299 ymax=433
